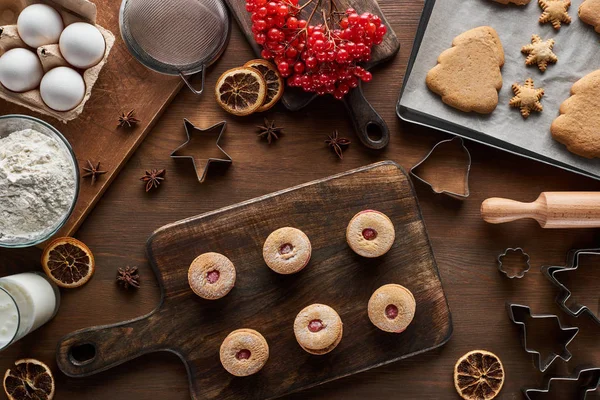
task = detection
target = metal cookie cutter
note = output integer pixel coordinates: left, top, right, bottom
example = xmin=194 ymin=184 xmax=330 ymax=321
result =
xmin=410 ymin=136 xmax=472 ymax=199
xmin=523 ymin=366 xmax=600 ymax=399
xmin=542 ymin=248 xmax=600 ymax=325
xmin=170 ymin=119 xmax=232 ymax=183
xmin=506 ymin=303 xmax=579 ymax=372
xmin=497 ymin=248 xmax=531 ymax=279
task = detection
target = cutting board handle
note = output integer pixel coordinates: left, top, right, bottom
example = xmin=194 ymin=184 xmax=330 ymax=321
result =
xmin=56 ymin=313 xmax=160 ymax=377
xmin=344 ymin=83 xmax=390 ymax=150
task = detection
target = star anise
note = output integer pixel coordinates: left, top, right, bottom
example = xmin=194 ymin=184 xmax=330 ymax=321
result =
xmin=118 ymin=110 xmax=140 ymax=128
xmin=325 ymin=130 xmax=351 ymax=159
xmin=82 ymin=160 xmax=107 ymax=185
xmin=116 ymin=266 xmax=140 ymax=289
xmin=140 ymin=169 xmax=166 ymax=192
xmin=257 ymin=118 xmax=283 ymax=144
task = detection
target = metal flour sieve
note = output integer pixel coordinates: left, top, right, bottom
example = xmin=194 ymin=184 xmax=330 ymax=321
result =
xmin=119 ymin=0 xmax=230 ymax=95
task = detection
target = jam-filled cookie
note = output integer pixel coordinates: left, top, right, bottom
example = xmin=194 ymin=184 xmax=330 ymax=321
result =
xmin=346 ymin=210 xmax=395 ymax=258
xmin=368 ymin=284 xmax=416 ymax=333
xmin=263 ymin=227 xmax=312 ymax=274
xmin=220 ymin=328 xmax=269 ymax=377
xmin=188 ymin=252 xmax=236 ymax=300
xmin=294 ymin=304 xmax=343 ymax=355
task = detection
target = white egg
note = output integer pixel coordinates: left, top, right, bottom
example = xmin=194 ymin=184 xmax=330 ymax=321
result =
xmin=17 ymin=4 xmax=64 ymax=48
xmin=0 ymin=48 xmax=43 ymax=92
xmin=40 ymin=67 xmax=86 ymax=111
xmin=59 ymin=22 xmax=105 ymax=69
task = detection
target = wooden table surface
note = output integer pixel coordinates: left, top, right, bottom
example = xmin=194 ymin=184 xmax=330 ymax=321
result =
xmin=1 ymin=0 xmax=599 ymax=399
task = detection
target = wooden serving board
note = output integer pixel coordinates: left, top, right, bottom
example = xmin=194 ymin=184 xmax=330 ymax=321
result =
xmin=56 ymin=161 xmax=452 ymax=400
xmin=0 ymin=0 xmax=183 ymax=239
xmin=224 ymin=0 xmax=400 ymax=149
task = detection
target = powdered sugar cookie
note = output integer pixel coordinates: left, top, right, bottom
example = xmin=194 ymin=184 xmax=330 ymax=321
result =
xmin=220 ymin=329 xmax=269 ymax=376
xmin=346 ymin=210 xmax=395 ymax=258
xmin=263 ymin=227 xmax=311 ymax=274
xmin=294 ymin=304 xmax=343 ymax=355
xmin=188 ymin=252 xmax=236 ymax=300
xmin=368 ymin=284 xmax=416 ymax=333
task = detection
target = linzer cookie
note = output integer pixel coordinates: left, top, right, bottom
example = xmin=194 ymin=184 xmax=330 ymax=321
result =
xmin=579 ymin=0 xmax=600 ymax=33
xmin=263 ymin=227 xmax=311 ymax=274
xmin=539 ymin=0 xmax=572 ymax=29
xmin=426 ymin=26 xmax=504 ymax=114
xmin=294 ymin=304 xmax=343 ymax=355
xmin=188 ymin=252 xmax=236 ymax=300
xmin=521 ymin=35 xmax=557 ymax=72
xmin=346 ymin=210 xmax=395 ymax=258
xmin=368 ymin=284 xmax=416 ymax=333
xmin=551 ymin=70 xmax=600 ymax=158
xmin=220 ymin=329 xmax=269 ymax=376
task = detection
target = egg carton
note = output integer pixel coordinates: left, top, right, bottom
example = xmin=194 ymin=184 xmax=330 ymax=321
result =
xmin=0 ymin=0 xmax=115 ymax=123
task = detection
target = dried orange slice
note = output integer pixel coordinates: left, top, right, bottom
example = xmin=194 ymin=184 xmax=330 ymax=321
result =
xmin=41 ymin=237 xmax=95 ymax=288
xmin=215 ymin=67 xmax=266 ymax=116
xmin=243 ymin=59 xmax=284 ymax=112
xmin=454 ymin=350 xmax=504 ymax=400
xmin=3 ymin=359 xmax=55 ymax=400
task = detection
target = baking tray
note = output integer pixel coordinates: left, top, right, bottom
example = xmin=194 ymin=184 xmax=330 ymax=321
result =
xmin=397 ymin=0 xmax=600 ymax=181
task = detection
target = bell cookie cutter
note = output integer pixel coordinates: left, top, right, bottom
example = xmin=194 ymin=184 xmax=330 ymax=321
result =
xmin=542 ymin=248 xmax=600 ymax=325
xmin=410 ymin=136 xmax=471 ymax=200
xmin=497 ymin=248 xmax=531 ymax=279
xmin=506 ymin=303 xmax=579 ymax=372
xmin=523 ymin=366 xmax=600 ymax=399
xmin=170 ymin=119 xmax=232 ymax=183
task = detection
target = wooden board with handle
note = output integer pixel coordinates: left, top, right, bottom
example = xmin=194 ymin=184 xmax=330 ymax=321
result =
xmin=223 ymin=0 xmax=400 ymax=150
xmin=56 ymin=161 xmax=452 ymax=400
xmin=0 ymin=0 xmax=183 ymax=240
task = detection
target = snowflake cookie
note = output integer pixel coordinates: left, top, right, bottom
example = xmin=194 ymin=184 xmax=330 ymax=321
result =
xmin=510 ymin=78 xmax=545 ymax=118
xmin=539 ymin=0 xmax=572 ymax=29
xmin=521 ymin=35 xmax=557 ymax=72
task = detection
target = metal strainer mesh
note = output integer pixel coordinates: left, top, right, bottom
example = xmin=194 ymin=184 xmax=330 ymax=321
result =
xmin=120 ymin=0 xmax=229 ymax=75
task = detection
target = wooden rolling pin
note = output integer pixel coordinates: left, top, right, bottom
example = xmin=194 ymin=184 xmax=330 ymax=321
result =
xmin=481 ymin=192 xmax=600 ymax=228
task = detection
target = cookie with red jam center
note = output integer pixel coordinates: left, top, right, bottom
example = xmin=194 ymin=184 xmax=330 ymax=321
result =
xmin=220 ymin=328 xmax=269 ymax=376
xmin=294 ymin=304 xmax=343 ymax=355
xmin=346 ymin=210 xmax=395 ymax=258
xmin=368 ymin=284 xmax=416 ymax=333
xmin=188 ymin=252 xmax=236 ymax=300
xmin=263 ymin=227 xmax=312 ymax=274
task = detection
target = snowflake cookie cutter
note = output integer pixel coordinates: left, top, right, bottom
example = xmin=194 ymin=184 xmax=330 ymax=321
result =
xmin=497 ymin=248 xmax=531 ymax=279
xmin=506 ymin=303 xmax=579 ymax=373
xmin=542 ymin=248 xmax=600 ymax=325
xmin=523 ymin=366 xmax=600 ymax=399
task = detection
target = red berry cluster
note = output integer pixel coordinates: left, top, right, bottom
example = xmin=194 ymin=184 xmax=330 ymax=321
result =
xmin=245 ymin=0 xmax=387 ymax=100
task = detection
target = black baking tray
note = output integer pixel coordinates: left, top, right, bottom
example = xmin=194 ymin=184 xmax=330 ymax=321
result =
xmin=396 ymin=0 xmax=600 ymax=181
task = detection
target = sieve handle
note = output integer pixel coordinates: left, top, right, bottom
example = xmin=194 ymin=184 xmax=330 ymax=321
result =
xmin=180 ymin=67 xmax=205 ymax=95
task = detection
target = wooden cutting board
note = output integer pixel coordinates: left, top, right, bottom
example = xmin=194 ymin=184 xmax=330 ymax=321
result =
xmin=224 ymin=0 xmax=400 ymax=149
xmin=0 ymin=0 xmax=183 ymax=240
xmin=56 ymin=161 xmax=452 ymax=400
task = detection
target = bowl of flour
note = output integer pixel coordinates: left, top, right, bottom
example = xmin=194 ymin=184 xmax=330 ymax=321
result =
xmin=0 ymin=115 xmax=79 ymax=248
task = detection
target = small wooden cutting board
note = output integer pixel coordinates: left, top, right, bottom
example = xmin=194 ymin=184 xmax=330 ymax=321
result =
xmin=56 ymin=161 xmax=452 ymax=400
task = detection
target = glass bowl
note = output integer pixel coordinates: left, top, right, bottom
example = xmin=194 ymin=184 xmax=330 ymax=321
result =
xmin=0 ymin=115 xmax=79 ymax=248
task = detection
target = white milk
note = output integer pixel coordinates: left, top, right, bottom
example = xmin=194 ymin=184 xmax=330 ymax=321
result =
xmin=0 ymin=272 xmax=59 ymax=350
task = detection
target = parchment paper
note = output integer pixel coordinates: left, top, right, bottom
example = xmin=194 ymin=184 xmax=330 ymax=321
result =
xmin=399 ymin=0 xmax=600 ymax=178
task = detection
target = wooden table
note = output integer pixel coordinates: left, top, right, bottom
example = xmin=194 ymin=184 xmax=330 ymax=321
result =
xmin=1 ymin=0 xmax=599 ymax=398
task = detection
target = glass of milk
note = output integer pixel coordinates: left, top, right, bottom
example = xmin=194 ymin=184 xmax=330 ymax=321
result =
xmin=0 ymin=272 xmax=60 ymax=350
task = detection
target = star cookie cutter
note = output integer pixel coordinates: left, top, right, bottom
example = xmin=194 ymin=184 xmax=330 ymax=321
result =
xmin=542 ymin=248 xmax=600 ymax=325
xmin=410 ymin=136 xmax=471 ymax=200
xmin=497 ymin=248 xmax=531 ymax=279
xmin=523 ymin=366 xmax=600 ymax=399
xmin=506 ymin=303 xmax=579 ymax=372
xmin=170 ymin=119 xmax=232 ymax=183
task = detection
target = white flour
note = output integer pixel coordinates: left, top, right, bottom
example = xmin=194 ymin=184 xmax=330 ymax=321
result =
xmin=0 ymin=129 xmax=76 ymax=242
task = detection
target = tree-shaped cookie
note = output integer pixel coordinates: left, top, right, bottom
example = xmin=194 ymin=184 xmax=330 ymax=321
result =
xmin=426 ymin=26 xmax=504 ymax=114
xmin=539 ymin=0 xmax=572 ymax=29
xmin=579 ymin=0 xmax=600 ymax=33
xmin=521 ymin=35 xmax=557 ymax=72
xmin=510 ymin=79 xmax=545 ymax=118
xmin=552 ymin=70 xmax=600 ymax=158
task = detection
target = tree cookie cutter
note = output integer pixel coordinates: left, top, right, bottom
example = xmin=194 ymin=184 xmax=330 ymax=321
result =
xmin=523 ymin=366 xmax=600 ymax=399
xmin=542 ymin=248 xmax=600 ymax=325
xmin=410 ymin=136 xmax=471 ymax=199
xmin=170 ymin=119 xmax=232 ymax=183
xmin=506 ymin=303 xmax=579 ymax=372
xmin=497 ymin=248 xmax=531 ymax=279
